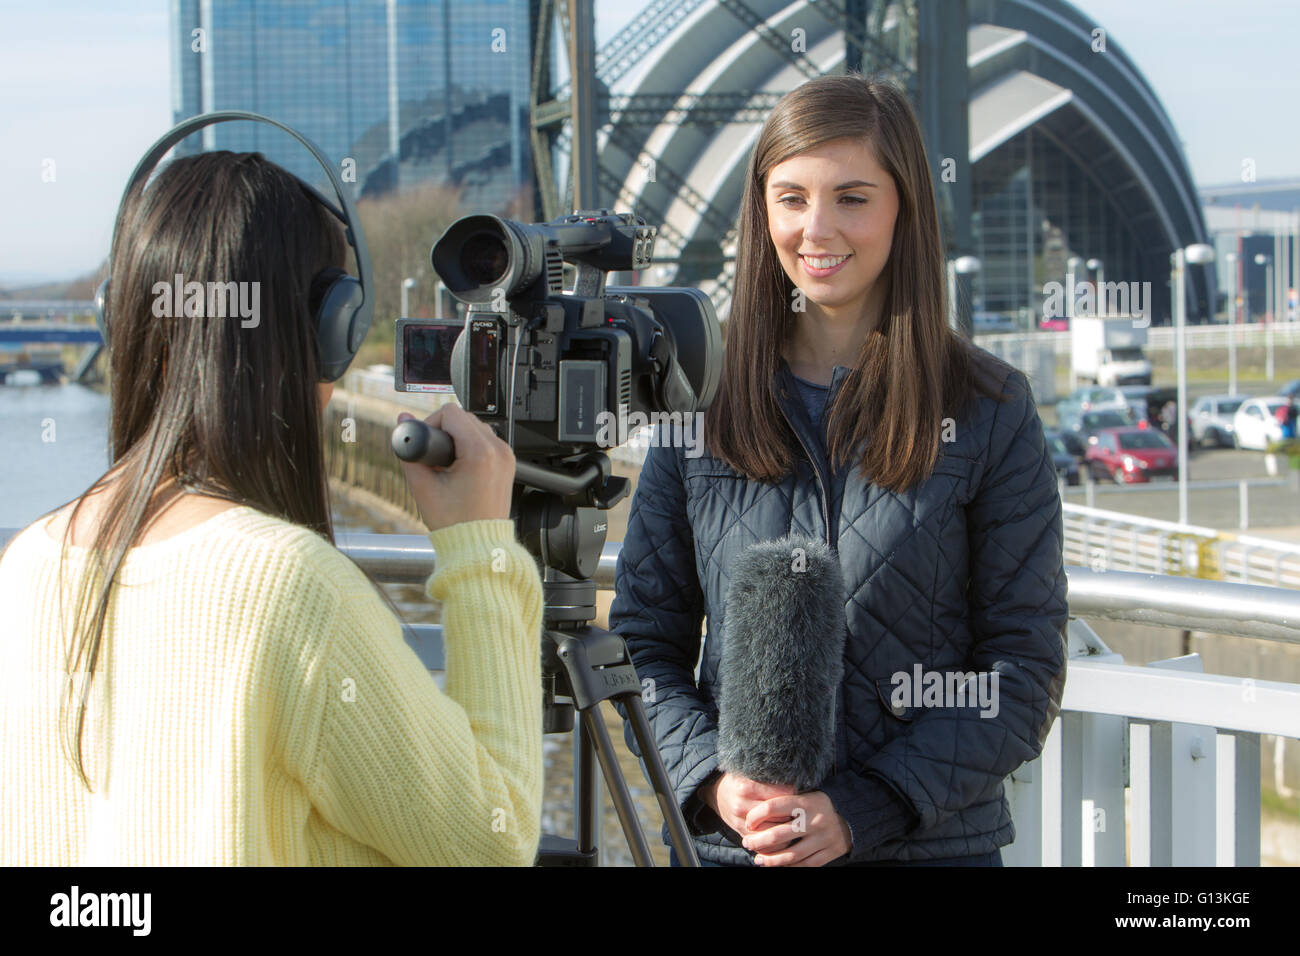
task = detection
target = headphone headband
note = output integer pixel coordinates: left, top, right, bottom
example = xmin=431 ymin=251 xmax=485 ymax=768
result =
xmin=107 ymin=110 xmax=373 ymax=381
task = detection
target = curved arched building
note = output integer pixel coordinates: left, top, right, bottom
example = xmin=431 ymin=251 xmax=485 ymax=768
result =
xmin=598 ymin=0 xmax=1212 ymax=324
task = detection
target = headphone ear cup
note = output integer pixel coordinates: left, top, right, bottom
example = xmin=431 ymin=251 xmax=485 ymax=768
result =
xmin=313 ymin=270 xmax=366 ymax=382
xmin=93 ymin=276 xmax=111 ymax=348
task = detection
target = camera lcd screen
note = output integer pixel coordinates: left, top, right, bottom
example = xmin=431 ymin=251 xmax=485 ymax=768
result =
xmin=402 ymin=324 xmax=458 ymax=392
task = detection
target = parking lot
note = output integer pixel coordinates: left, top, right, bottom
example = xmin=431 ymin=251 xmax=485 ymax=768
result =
xmin=1043 ymin=381 xmax=1300 ymax=533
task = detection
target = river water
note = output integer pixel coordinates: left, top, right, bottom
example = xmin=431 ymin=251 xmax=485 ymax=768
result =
xmin=0 ymin=383 xmax=668 ymax=867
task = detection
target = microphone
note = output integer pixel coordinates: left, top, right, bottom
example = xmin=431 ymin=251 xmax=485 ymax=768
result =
xmin=716 ymin=534 xmax=846 ymax=792
xmin=391 ymin=419 xmax=455 ymax=467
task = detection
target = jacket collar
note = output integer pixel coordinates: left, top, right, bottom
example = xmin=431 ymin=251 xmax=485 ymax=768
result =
xmin=775 ymin=357 xmax=852 ymax=408
xmin=774 ymin=357 xmax=853 ymax=471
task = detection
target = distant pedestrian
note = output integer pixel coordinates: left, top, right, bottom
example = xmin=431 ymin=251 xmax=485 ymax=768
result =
xmin=1159 ymin=399 xmax=1177 ymax=435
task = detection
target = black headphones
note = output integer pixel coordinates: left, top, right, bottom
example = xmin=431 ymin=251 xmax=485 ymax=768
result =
xmin=94 ymin=110 xmax=373 ymax=382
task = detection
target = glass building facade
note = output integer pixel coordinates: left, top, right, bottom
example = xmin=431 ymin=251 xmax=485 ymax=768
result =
xmin=972 ymin=128 xmax=1149 ymax=327
xmin=169 ymin=0 xmax=532 ymax=209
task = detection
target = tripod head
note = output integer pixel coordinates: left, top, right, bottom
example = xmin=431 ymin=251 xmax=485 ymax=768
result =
xmin=511 ymin=450 xmax=628 ymax=735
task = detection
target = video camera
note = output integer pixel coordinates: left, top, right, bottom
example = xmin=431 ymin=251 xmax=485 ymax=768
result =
xmin=393 ymin=211 xmax=721 ymax=463
xmin=390 ymin=210 xmax=720 ymax=867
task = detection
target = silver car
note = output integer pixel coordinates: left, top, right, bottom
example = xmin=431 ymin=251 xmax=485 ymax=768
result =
xmin=1189 ymin=394 xmax=1247 ymax=448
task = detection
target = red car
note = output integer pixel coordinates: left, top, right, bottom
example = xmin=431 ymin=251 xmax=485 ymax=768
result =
xmin=1084 ymin=426 xmax=1177 ymax=484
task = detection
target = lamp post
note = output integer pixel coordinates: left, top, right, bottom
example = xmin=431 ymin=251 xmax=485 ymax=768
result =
xmin=1173 ymin=243 xmax=1216 ymax=526
xmin=1225 ymin=252 xmax=1238 ymax=395
xmin=947 ymin=255 xmax=981 ymax=336
xmin=1256 ymin=253 xmax=1274 ymax=381
xmin=1066 ymin=255 xmax=1083 ymax=320
xmin=1086 ymin=258 xmax=1104 ymax=313
xmin=401 ymin=277 xmax=416 ymax=318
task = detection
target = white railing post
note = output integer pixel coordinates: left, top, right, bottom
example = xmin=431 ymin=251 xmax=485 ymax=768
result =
xmin=1216 ymin=731 xmax=1261 ymax=866
xmin=1227 ymin=733 xmax=1258 ymax=868
xmin=1129 ymin=721 xmax=1151 ymax=866
xmin=1082 ymin=713 xmax=1128 ymax=866
xmin=1147 ymin=720 xmax=1217 ymax=866
xmin=1040 ymin=718 xmax=1063 ymax=866
xmin=1059 ymin=711 xmax=1085 ymax=866
xmin=1004 ymin=758 xmax=1043 ymax=867
xmin=1144 ymin=655 xmax=1217 ymax=865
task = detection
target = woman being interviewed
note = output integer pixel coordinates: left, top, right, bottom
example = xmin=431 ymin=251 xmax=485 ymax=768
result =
xmin=610 ymin=74 xmax=1067 ymax=866
xmin=0 ymin=150 xmax=543 ymax=865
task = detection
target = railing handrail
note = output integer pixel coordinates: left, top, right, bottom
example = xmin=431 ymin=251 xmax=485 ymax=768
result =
xmin=1064 ymin=657 xmax=1300 ymax=737
xmin=1062 ymin=502 xmax=1218 ymax=535
xmin=7 ymin=525 xmax=1300 ymax=645
xmin=327 ymin=531 xmax=1300 ymax=647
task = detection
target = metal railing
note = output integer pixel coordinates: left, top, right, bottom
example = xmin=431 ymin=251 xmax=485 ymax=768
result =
xmin=5 ymin=524 xmax=1296 ymax=866
xmin=1061 ymin=500 xmax=1300 ymax=590
xmin=336 ymin=533 xmax=1300 ymax=866
xmin=974 ymin=321 xmax=1300 ymax=356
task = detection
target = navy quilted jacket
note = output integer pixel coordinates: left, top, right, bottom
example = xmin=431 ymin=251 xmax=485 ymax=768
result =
xmin=609 ymin=355 xmax=1068 ymax=865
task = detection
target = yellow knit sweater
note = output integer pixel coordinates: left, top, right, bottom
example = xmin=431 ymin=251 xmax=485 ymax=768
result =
xmin=0 ymin=508 xmax=544 ymax=865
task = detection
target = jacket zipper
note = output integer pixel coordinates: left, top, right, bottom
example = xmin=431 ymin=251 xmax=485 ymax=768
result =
xmin=778 ymin=392 xmax=839 ymax=777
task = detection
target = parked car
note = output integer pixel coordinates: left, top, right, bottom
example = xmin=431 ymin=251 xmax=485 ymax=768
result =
xmin=1232 ymin=397 xmax=1290 ymax=450
xmin=1084 ymin=427 xmax=1178 ymax=484
xmin=1056 ymin=386 xmax=1129 ymax=422
xmin=1057 ymin=406 xmax=1138 ymax=457
xmin=1188 ymin=394 xmax=1248 ymax=447
xmin=972 ymin=311 xmax=1018 ymax=334
xmin=1044 ymin=428 xmax=1080 ymax=485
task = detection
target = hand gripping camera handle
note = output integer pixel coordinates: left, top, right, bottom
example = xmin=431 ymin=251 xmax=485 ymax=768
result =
xmin=391 ymin=419 xmax=456 ymax=467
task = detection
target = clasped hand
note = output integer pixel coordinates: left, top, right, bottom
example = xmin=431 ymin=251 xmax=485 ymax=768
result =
xmin=706 ymin=772 xmax=852 ymax=867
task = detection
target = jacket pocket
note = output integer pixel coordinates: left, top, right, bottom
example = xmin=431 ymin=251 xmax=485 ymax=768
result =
xmin=681 ymin=455 xmax=747 ymax=480
xmin=928 ymin=454 xmax=974 ymax=502
xmin=875 ymin=677 xmax=917 ymax=722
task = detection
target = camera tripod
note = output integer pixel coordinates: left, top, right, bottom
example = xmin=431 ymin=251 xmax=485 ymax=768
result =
xmin=391 ymin=419 xmax=701 ymax=865
xmin=512 ymin=451 xmax=700 ymax=867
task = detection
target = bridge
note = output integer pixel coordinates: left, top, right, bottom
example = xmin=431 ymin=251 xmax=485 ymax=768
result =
xmin=0 ymin=308 xmax=103 ymax=383
xmin=0 ymin=300 xmax=96 ymax=320
xmin=0 ymin=323 xmax=102 ymax=345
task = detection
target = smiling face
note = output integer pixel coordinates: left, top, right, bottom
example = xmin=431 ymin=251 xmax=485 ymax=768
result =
xmin=765 ymin=136 xmax=900 ymax=325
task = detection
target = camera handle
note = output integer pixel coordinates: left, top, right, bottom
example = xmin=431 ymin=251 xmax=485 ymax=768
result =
xmin=648 ymin=328 xmax=699 ymax=414
xmin=390 ymin=420 xmax=700 ymax=866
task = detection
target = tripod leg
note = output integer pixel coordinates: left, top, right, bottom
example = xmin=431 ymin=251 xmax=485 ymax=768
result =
xmin=579 ymin=708 xmax=657 ymax=866
xmin=622 ymin=693 xmax=702 ymax=867
xmin=574 ymin=717 xmax=597 ymax=856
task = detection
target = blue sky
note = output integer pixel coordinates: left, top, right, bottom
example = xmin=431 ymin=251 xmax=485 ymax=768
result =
xmin=0 ymin=0 xmax=1296 ymax=285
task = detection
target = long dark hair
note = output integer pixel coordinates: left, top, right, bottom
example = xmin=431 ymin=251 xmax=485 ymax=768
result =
xmin=57 ymin=150 xmax=347 ymax=789
xmin=705 ymin=74 xmax=1005 ymax=489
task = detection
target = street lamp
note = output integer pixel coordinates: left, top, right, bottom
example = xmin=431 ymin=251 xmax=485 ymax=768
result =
xmin=1225 ymin=252 xmax=1238 ymax=395
xmin=1172 ymin=243 xmax=1215 ymax=526
xmin=947 ymin=255 xmax=980 ymax=336
xmin=1066 ymin=256 xmax=1083 ymax=320
xmin=1256 ymin=253 xmax=1274 ymax=381
xmin=1086 ymin=258 xmax=1104 ymax=314
xmin=401 ymin=277 xmax=416 ymax=318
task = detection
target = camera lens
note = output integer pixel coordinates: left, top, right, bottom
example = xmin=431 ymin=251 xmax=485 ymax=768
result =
xmin=461 ymin=233 xmax=509 ymax=286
